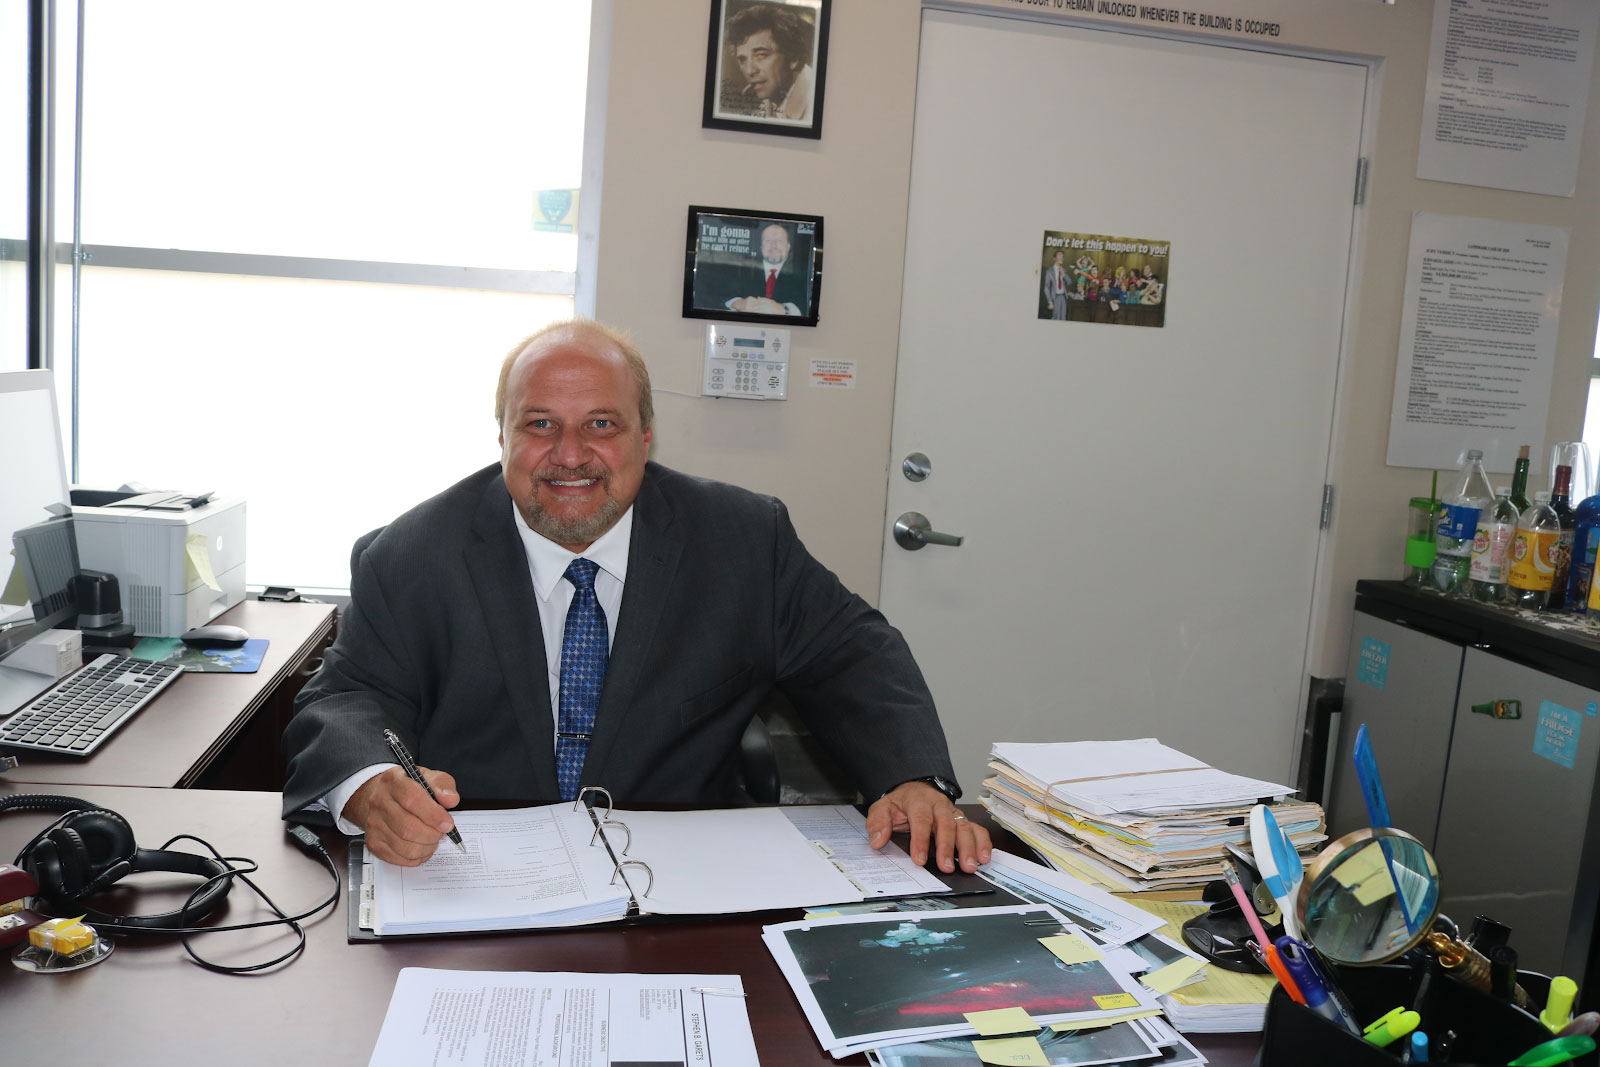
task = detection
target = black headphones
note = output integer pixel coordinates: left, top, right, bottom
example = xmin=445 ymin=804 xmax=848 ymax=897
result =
xmin=4 ymin=794 xmax=232 ymax=932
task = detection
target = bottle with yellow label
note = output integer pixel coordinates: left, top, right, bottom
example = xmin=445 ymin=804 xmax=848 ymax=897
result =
xmin=1509 ymin=490 xmax=1561 ymax=610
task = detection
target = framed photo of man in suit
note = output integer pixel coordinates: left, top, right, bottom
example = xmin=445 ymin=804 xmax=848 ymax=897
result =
xmin=683 ymin=206 xmax=823 ymax=327
xmin=702 ymin=0 xmax=830 ymax=139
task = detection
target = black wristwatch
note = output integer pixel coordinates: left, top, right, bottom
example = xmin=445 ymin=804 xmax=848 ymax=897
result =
xmin=889 ymin=775 xmax=961 ymax=802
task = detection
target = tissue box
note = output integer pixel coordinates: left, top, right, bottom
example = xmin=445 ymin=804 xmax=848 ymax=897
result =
xmin=4 ymin=629 xmax=81 ymax=678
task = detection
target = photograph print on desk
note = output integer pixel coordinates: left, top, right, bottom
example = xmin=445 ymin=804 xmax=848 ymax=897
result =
xmin=762 ymin=904 xmax=1160 ymax=1057
xmin=866 ymin=1014 xmax=1208 ymax=1067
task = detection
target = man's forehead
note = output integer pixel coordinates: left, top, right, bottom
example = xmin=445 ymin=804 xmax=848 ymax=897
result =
xmin=511 ymin=339 xmax=628 ymax=391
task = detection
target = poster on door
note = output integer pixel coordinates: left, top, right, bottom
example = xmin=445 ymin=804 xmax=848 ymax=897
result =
xmin=1038 ymin=230 xmax=1170 ymax=327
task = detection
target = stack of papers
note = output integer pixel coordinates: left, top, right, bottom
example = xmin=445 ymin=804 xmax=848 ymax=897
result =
xmin=1126 ymin=898 xmax=1277 ymax=1033
xmin=762 ymin=904 xmax=1166 ymax=1059
xmin=765 ymin=849 xmax=1242 ymax=1059
xmin=983 ymin=739 xmax=1325 ymax=892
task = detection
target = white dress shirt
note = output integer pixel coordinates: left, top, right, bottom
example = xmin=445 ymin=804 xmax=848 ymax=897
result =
xmin=321 ymin=503 xmax=634 ymax=833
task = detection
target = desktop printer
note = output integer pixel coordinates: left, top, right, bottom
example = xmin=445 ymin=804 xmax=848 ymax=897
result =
xmin=69 ymin=490 xmax=246 ymax=637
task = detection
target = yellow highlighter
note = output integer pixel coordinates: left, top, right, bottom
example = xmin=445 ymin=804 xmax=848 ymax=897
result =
xmin=1363 ymin=1007 xmax=1421 ymax=1048
xmin=1542 ymin=977 xmax=1578 ymax=1033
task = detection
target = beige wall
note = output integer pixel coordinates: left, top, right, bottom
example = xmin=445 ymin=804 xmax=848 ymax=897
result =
xmin=592 ymin=0 xmax=1600 ymax=677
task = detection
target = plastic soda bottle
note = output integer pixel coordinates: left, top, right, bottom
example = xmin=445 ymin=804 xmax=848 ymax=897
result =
xmin=1509 ymin=491 xmax=1562 ymax=609
xmin=1470 ymin=488 xmax=1519 ymax=603
xmin=1432 ymin=449 xmax=1495 ymax=596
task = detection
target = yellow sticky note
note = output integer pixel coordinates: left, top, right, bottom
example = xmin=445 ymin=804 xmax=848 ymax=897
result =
xmin=1352 ymin=864 xmax=1398 ymax=906
xmin=964 ymin=1007 xmax=1039 ymax=1036
xmin=1038 ymin=933 xmax=1103 ymax=965
xmin=1052 ymin=1008 xmax=1164 ymax=1031
xmin=1093 ymin=993 xmax=1141 ymax=1010
xmin=971 ymin=1036 xmax=1049 ymax=1066
xmin=1331 ymin=842 xmax=1386 ymax=888
xmin=1 ymin=551 xmax=28 ymax=606
xmin=185 ymin=534 xmax=223 ymax=592
xmin=803 ymin=909 xmax=842 ymax=920
xmin=1140 ymin=957 xmax=1208 ymax=994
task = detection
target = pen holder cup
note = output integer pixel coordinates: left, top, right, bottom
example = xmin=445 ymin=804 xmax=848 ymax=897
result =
xmin=1257 ymin=963 xmax=1595 ymax=1066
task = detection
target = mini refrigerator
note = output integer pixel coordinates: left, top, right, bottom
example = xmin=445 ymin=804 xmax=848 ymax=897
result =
xmin=1328 ymin=580 xmax=1600 ymax=993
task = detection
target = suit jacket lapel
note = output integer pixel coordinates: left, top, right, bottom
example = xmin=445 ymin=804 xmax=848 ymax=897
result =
xmin=464 ymin=474 xmax=560 ymax=799
xmin=582 ymin=466 xmax=684 ymax=786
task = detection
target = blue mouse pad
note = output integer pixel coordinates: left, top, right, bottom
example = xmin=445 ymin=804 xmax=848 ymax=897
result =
xmin=129 ymin=637 xmax=268 ymax=673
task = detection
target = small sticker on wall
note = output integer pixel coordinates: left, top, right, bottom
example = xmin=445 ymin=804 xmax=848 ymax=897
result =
xmin=1587 ymin=702 xmax=1597 ymax=717
xmin=810 ymin=359 xmax=857 ymax=389
xmin=1533 ymin=700 xmax=1581 ymax=769
xmin=1357 ymin=637 xmax=1390 ymax=691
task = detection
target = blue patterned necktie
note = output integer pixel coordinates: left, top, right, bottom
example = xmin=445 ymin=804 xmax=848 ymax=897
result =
xmin=556 ymin=558 xmax=608 ymax=801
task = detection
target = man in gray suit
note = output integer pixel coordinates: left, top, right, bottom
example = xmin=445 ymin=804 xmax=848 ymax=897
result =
xmin=283 ymin=319 xmax=990 ymax=875
xmin=1043 ymin=250 xmax=1070 ymax=320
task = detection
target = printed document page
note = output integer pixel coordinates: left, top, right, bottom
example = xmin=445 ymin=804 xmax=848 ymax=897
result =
xmin=367 ymin=968 xmax=757 ymax=1067
xmin=617 ymin=806 xmax=865 ymax=914
xmin=373 ymin=805 xmax=627 ymax=934
xmin=781 ymin=804 xmax=950 ymax=897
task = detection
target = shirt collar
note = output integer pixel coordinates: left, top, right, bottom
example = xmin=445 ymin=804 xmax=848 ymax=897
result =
xmin=511 ymin=502 xmax=634 ymax=602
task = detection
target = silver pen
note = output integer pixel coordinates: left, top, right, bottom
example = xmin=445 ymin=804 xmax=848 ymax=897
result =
xmin=383 ymin=729 xmax=466 ymax=853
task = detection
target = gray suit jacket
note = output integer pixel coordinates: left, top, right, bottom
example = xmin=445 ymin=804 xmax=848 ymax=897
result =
xmin=281 ymin=461 xmax=957 ymax=820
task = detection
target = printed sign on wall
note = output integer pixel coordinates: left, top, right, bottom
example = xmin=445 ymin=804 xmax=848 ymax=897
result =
xmin=1038 ymin=230 xmax=1169 ymax=328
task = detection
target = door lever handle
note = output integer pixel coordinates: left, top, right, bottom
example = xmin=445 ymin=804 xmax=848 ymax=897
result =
xmin=894 ymin=512 xmax=964 ymax=550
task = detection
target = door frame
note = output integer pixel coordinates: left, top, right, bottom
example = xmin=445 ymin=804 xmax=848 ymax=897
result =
xmin=885 ymin=1 xmax=1385 ymax=783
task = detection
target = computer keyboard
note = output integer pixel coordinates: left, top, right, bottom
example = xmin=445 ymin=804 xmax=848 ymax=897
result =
xmin=0 ymin=654 xmax=182 ymax=757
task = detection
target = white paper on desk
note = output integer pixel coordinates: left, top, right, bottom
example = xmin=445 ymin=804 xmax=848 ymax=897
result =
xmin=992 ymin=739 xmax=1293 ymax=815
xmin=782 ymin=804 xmax=951 ymax=898
xmin=977 ymin=849 xmax=1163 ymax=945
xmin=367 ymin=968 xmax=758 ymax=1067
xmin=619 ymin=807 xmax=865 ymax=914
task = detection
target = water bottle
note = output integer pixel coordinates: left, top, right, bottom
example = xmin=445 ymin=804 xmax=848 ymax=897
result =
xmin=1470 ymin=488 xmax=1519 ymax=603
xmin=1432 ymin=449 xmax=1494 ymax=596
xmin=1509 ymin=491 xmax=1561 ymax=610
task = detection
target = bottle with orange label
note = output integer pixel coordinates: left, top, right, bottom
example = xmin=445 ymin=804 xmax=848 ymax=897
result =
xmin=1508 ymin=491 xmax=1561 ymax=610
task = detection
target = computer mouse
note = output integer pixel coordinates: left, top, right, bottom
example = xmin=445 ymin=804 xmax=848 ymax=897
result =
xmin=180 ymin=624 xmax=250 ymax=648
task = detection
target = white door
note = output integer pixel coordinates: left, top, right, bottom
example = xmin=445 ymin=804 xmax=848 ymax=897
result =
xmin=882 ymin=10 xmax=1367 ymax=793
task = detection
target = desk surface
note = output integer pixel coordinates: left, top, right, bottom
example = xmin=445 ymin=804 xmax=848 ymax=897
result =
xmin=0 ymin=600 xmax=334 ymax=789
xmin=0 ymin=786 xmax=1263 ymax=1067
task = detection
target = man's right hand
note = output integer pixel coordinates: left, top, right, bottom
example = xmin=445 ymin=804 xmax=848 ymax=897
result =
xmin=342 ymin=765 xmax=460 ymax=866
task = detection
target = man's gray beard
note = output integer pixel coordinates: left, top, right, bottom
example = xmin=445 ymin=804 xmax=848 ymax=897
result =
xmin=518 ymin=493 xmax=623 ymax=548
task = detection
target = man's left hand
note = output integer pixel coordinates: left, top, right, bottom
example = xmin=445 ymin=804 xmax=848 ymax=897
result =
xmin=866 ymin=781 xmax=992 ymax=874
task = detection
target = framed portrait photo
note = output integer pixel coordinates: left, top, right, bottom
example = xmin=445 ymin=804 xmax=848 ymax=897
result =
xmin=702 ymin=0 xmax=830 ymax=139
xmin=683 ymin=206 xmax=824 ymax=327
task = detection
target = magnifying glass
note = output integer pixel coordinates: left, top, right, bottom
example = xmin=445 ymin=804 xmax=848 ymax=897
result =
xmin=1298 ymin=826 xmax=1440 ymax=966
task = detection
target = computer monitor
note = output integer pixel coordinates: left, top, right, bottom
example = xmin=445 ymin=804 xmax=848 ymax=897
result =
xmin=0 ymin=369 xmax=78 ymax=665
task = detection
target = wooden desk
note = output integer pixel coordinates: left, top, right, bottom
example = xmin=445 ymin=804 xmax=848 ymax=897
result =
xmin=0 ymin=600 xmax=335 ymax=790
xmin=0 ymin=787 xmax=1263 ymax=1066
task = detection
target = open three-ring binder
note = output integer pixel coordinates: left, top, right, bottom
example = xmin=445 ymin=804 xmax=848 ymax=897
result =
xmin=353 ymin=789 xmax=954 ymax=938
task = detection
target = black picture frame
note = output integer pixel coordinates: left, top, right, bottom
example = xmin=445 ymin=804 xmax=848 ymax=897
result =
xmin=702 ymin=0 xmax=830 ymax=139
xmin=683 ymin=206 xmax=824 ymax=327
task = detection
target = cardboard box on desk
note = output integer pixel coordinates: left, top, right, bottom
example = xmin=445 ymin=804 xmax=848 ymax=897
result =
xmin=72 ymin=496 xmax=246 ymax=637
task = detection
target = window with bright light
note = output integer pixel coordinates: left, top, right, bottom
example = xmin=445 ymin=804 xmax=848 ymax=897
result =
xmin=1 ymin=1 xmax=27 ymax=372
xmin=29 ymin=1 xmax=591 ymax=590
